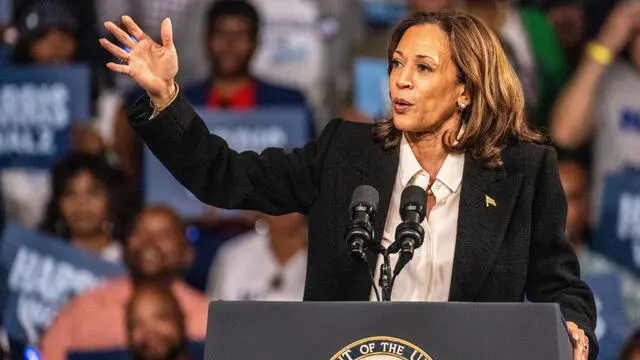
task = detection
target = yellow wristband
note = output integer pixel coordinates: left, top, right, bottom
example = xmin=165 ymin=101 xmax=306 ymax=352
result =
xmin=586 ymin=42 xmax=613 ymax=65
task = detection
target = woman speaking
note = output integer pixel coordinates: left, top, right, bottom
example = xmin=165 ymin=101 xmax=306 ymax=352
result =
xmin=100 ymin=11 xmax=596 ymax=359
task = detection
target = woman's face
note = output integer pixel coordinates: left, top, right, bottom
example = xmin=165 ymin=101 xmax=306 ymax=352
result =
xmin=29 ymin=29 xmax=77 ymax=65
xmin=60 ymin=170 xmax=109 ymax=237
xmin=389 ymin=24 xmax=467 ymax=133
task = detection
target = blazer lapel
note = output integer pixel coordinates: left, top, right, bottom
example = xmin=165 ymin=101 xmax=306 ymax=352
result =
xmin=448 ymin=153 xmax=523 ymax=301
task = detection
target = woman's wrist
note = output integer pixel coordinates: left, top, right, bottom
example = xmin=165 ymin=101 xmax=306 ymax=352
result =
xmin=149 ymin=81 xmax=179 ymax=110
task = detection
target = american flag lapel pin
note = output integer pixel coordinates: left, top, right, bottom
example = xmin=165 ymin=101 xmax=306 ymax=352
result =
xmin=485 ymin=195 xmax=496 ymax=207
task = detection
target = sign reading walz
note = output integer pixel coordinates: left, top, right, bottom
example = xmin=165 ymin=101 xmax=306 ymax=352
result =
xmin=0 ymin=222 xmax=125 ymax=345
xmin=0 ymin=65 xmax=90 ymax=168
xmin=144 ymin=107 xmax=309 ymax=219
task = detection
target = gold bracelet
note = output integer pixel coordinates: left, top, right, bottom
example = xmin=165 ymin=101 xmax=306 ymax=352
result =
xmin=150 ymin=81 xmax=180 ymax=111
xmin=586 ymin=42 xmax=613 ymax=66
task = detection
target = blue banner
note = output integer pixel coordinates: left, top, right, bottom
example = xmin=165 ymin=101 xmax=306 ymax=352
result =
xmin=0 ymin=0 xmax=10 ymax=25
xmin=0 ymin=65 xmax=91 ymax=169
xmin=0 ymin=222 xmax=126 ymax=345
xmin=594 ymin=170 xmax=640 ymax=277
xmin=354 ymin=58 xmax=390 ymax=121
xmin=361 ymin=0 xmax=407 ymax=26
xmin=583 ymin=274 xmax=630 ymax=360
xmin=144 ymin=107 xmax=309 ymax=219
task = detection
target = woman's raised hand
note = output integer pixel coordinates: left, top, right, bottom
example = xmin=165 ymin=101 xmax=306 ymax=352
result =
xmin=100 ymin=16 xmax=179 ymax=108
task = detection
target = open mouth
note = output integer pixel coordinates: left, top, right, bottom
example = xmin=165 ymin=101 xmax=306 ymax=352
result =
xmin=392 ymin=98 xmax=413 ymax=113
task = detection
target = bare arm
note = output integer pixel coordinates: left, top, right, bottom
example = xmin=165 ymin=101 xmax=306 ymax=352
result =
xmin=550 ymin=2 xmax=640 ymax=149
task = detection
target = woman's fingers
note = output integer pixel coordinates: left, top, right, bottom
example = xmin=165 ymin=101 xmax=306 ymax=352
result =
xmin=106 ymin=62 xmax=130 ymax=75
xmin=122 ymin=15 xmax=148 ymax=42
xmin=160 ymin=17 xmax=174 ymax=50
xmin=104 ymin=21 xmax=137 ymax=49
xmin=99 ymin=38 xmax=130 ymax=61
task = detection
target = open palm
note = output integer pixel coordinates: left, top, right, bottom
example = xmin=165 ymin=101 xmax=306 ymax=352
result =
xmin=100 ymin=16 xmax=178 ymax=104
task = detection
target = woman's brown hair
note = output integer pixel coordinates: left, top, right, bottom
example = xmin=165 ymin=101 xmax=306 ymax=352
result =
xmin=374 ymin=11 xmax=543 ymax=168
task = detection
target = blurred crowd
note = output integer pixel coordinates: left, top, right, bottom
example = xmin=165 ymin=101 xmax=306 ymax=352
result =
xmin=0 ymin=0 xmax=639 ymax=359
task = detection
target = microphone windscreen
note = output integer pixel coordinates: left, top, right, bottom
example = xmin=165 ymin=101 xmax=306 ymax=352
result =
xmin=400 ymin=185 xmax=427 ymax=220
xmin=350 ymin=185 xmax=379 ymax=212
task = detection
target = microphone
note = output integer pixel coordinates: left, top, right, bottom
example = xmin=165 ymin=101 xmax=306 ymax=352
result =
xmin=389 ymin=185 xmax=426 ymax=276
xmin=344 ymin=185 xmax=379 ymax=262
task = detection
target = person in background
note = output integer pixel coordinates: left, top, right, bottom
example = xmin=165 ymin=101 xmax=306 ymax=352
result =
xmin=460 ymin=0 xmax=568 ymax=130
xmin=126 ymin=284 xmax=192 ymax=360
xmin=558 ymin=159 xmax=640 ymax=329
xmin=550 ymin=0 xmax=640 ymax=224
xmin=183 ymin=1 xmax=310 ymax=113
xmin=39 ymin=153 xmax=133 ymax=263
xmin=1 ymin=0 xmax=124 ymax=227
xmin=542 ymin=0 xmax=586 ymax=70
xmin=208 ymin=212 xmax=307 ymax=301
xmin=39 ymin=206 xmax=208 ymax=360
xmin=621 ymin=330 xmax=640 ymax=360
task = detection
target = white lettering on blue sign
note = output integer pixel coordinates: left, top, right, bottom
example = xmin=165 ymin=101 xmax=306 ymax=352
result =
xmin=0 ymin=83 xmax=70 ymax=128
xmin=214 ymin=126 xmax=288 ymax=152
xmin=616 ymin=193 xmax=640 ymax=266
xmin=7 ymin=246 xmax=103 ymax=343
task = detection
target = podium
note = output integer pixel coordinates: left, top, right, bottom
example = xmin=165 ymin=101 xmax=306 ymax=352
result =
xmin=204 ymin=302 xmax=573 ymax=360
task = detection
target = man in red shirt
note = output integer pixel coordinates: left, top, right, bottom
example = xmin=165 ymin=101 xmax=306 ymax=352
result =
xmin=183 ymin=0 xmax=311 ymax=118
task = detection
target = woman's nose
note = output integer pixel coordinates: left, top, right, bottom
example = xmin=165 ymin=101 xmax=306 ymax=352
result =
xmin=395 ymin=69 xmax=413 ymax=89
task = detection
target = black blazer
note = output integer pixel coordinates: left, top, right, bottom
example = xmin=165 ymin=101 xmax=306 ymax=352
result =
xmin=130 ymin=92 xmax=598 ymax=357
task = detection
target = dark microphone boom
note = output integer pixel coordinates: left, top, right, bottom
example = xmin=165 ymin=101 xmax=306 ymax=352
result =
xmin=345 ymin=185 xmax=379 ymax=262
xmin=389 ymin=185 xmax=426 ymax=276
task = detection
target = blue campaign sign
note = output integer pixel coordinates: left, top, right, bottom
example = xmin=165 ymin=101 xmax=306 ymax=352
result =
xmin=0 ymin=64 xmax=91 ymax=169
xmin=361 ymin=0 xmax=407 ymax=26
xmin=0 ymin=222 xmax=126 ymax=345
xmin=594 ymin=170 xmax=640 ymax=277
xmin=144 ymin=107 xmax=309 ymax=219
xmin=354 ymin=58 xmax=390 ymax=121
xmin=583 ymin=274 xmax=630 ymax=360
xmin=0 ymin=0 xmax=11 ymax=25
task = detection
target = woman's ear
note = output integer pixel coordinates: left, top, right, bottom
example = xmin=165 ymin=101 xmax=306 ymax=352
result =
xmin=457 ymin=86 xmax=470 ymax=108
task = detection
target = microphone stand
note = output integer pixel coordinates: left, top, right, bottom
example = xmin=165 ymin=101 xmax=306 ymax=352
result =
xmin=378 ymin=249 xmax=393 ymax=301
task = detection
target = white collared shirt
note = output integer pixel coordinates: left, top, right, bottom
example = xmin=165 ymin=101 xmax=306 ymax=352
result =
xmin=371 ymin=136 xmax=465 ymax=301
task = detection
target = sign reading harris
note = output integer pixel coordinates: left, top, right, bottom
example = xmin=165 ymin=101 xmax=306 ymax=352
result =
xmin=0 ymin=65 xmax=90 ymax=168
xmin=144 ymin=107 xmax=309 ymax=219
xmin=0 ymin=222 xmax=126 ymax=345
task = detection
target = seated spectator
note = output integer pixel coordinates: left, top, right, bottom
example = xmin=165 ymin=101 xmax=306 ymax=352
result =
xmin=559 ymin=159 xmax=640 ymax=329
xmin=39 ymin=153 xmax=133 ymax=263
xmin=550 ymin=0 xmax=640 ymax=223
xmin=620 ymin=330 xmax=640 ymax=360
xmin=39 ymin=206 xmax=209 ymax=360
xmin=126 ymin=284 xmax=192 ymax=360
xmin=2 ymin=0 xmax=122 ymax=227
xmin=208 ymin=212 xmax=307 ymax=301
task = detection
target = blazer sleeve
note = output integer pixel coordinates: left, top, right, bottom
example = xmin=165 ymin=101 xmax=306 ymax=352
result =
xmin=127 ymin=91 xmax=341 ymax=215
xmin=525 ymin=147 xmax=598 ymax=359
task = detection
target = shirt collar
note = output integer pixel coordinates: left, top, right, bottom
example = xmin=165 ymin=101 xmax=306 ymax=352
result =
xmin=399 ymin=135 xmax=465 ymax=193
